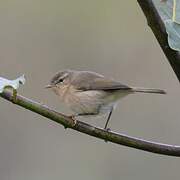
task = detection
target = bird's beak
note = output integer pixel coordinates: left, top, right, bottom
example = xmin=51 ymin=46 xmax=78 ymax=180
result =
xmin=45 ymin=84 xmax=54 ymax=89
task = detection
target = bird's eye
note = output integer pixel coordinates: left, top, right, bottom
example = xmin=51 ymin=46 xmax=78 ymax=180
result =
xmin=58 ymin=79 xmax=64 ymax=83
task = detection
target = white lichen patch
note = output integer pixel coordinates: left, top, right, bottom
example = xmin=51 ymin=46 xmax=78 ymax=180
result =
xmin=0 ymin=75 xmax=25 ymax=93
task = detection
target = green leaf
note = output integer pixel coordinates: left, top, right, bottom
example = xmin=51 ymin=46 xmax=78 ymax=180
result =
xmin=153 ymin=0 xmax=173 ymax=21
xmin=153 ymin=0 xmax=180 ymax=51
xmin=165 ymin=19 xmax=180 ymax=51
xmin=0 ymin=75 xmax=26 ymax=93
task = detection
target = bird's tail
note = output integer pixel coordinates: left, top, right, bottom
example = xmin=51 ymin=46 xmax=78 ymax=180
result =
xmin=132 ymin=87 xmax=166 ymax=94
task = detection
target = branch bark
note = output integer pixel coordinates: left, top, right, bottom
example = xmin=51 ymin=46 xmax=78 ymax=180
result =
xmin=1 ymin=90 xmax=180 ymax=157
xmin=137 ymin=0 xmax=180 ymax=81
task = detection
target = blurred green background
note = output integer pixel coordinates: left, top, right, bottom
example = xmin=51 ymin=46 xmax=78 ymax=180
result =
xmin=0 ymin=1 xmax=180 ymax=180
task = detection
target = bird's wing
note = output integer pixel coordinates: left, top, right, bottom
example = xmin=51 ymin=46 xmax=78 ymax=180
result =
xmin=72 ymin=71 xmax=131 ymax=91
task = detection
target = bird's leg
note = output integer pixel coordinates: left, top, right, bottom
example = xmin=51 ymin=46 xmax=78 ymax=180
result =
xmin=104 ymin=107 xmax=113 ymax=130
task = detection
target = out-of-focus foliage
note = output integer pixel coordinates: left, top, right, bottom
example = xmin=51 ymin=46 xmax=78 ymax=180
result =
xmin=0 ymin=75 xmax=25 ymax=93
xmin=153 ymin=0 xmax=180 ymax=51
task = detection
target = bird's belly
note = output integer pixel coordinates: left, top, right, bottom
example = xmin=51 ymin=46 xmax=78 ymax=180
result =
xmin=69 ymin=102 xmax=100 ymax=115
xmin=65 ymin=90 xmax=105 ymax=115
xmin=65 ymin=90 xmax=131 ymax=115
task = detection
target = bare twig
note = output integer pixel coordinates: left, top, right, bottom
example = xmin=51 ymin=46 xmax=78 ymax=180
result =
xmin=1 ymin=90 xmax=180 ymax=157
xmin=137 ymin=0 xmax=180 ymax=81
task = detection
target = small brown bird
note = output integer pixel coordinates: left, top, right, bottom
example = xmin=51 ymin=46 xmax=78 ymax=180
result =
xmin=46 ymin=70 xmax=166 ymax=129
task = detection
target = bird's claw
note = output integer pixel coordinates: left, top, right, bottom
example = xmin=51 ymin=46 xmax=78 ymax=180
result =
xmin=68 ymin=115 xmax=77 ymax=127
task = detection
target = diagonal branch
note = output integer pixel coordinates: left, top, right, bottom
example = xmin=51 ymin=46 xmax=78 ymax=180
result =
xmin=1 ymin=90 xmax=180 ymax=157
xmin=137 ymin=0 xmax=180 ymax=82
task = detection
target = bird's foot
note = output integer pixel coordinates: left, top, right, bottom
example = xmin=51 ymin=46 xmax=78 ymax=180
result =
xmin=11 ymin=89 xmax=17 ymax=103
xmin=68 ymin=115 xmax=77 ymax=127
